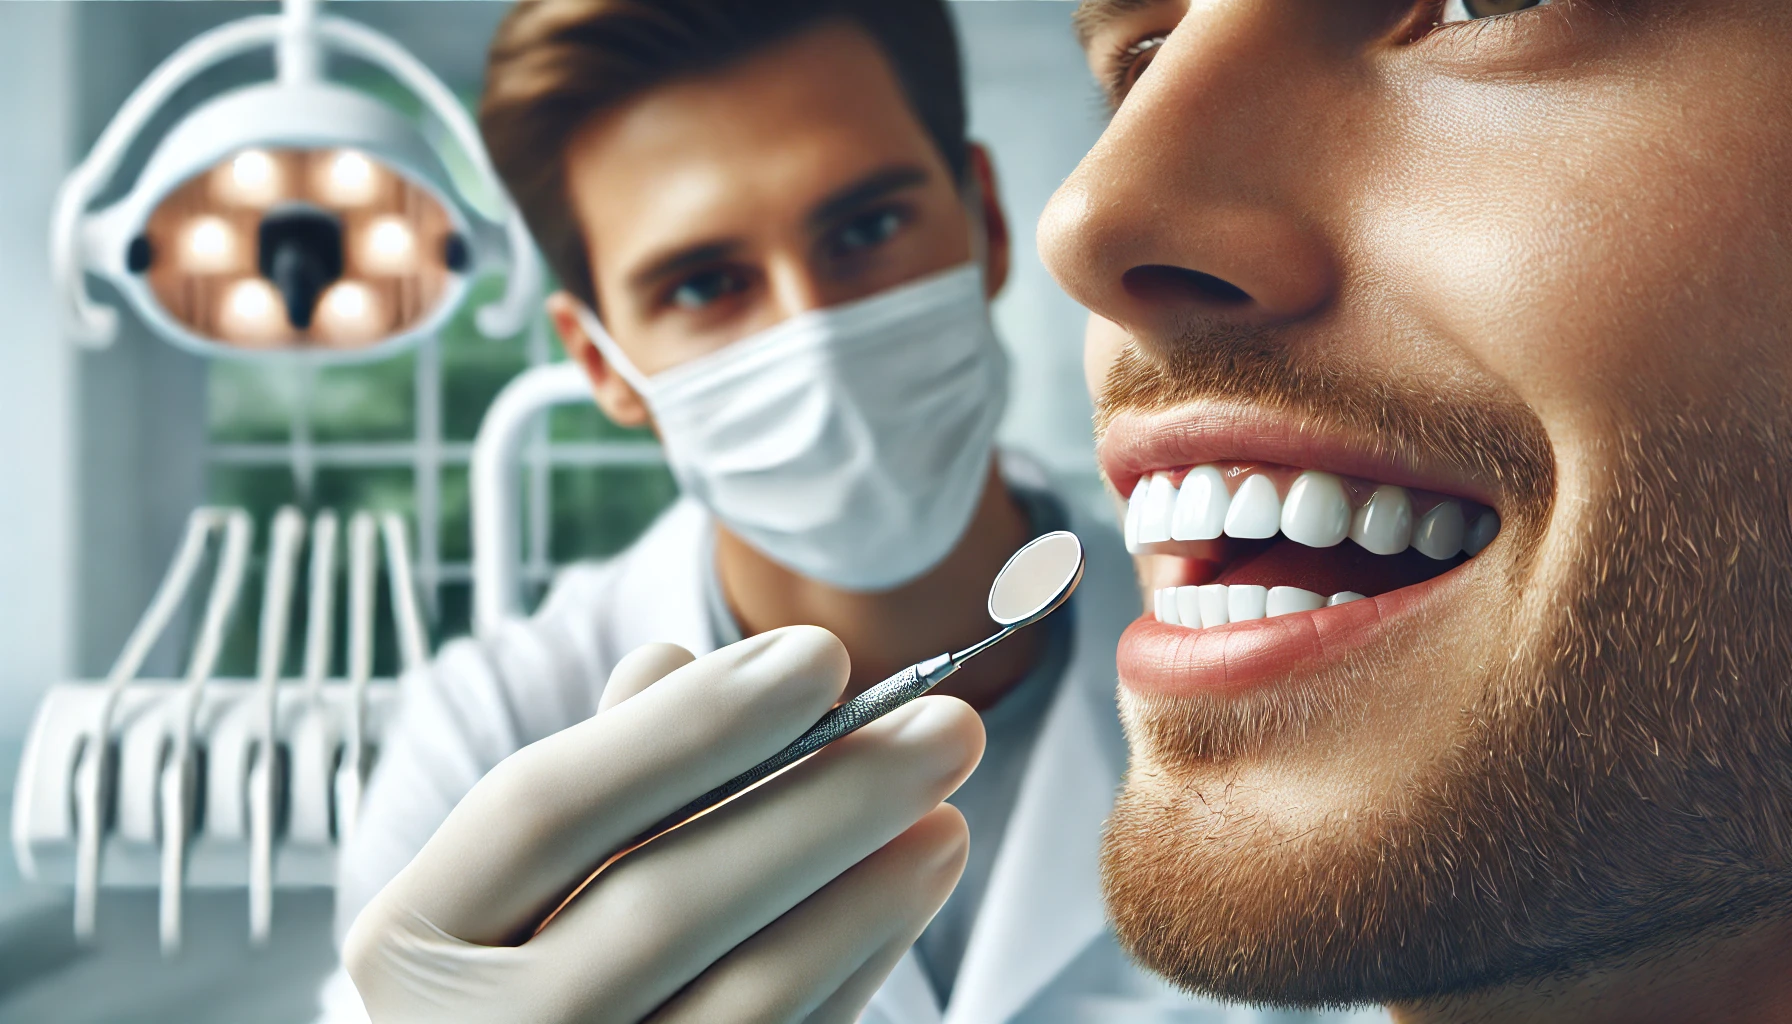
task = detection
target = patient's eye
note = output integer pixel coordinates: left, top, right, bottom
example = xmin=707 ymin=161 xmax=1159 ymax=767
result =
xmin=827 ymin=207 xmax=907 ymax=259
xmin=1108 ymin=34 xmax=1167 ymax=103
xmin=668 ymin=267 xmax=748 ymax=310
xmin=1438 ymin=0 xmax=1551 ymax=22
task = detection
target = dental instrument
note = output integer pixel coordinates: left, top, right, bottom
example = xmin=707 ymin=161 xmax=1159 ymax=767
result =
xmin=648 ymin=529 xmax=1085 ymax=842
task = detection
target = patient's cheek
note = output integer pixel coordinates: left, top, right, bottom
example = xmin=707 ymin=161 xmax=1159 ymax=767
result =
xmin=1356 ymin=35 xmax=1792 ymax=436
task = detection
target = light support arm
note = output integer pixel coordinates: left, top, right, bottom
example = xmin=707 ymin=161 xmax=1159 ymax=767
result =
xmin=277 ymin=0 xmax=323 ymax=86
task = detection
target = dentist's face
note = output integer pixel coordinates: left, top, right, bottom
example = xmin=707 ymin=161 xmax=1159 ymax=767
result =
xmin=1046 ymin=0 xmax=1792 ymax=1008
xmin=547 ymin=21 xmax=1007 ymax=428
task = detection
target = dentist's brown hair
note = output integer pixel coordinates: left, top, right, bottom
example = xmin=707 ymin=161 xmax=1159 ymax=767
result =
xmin=479 ymin=0 xmax=970 ymax=310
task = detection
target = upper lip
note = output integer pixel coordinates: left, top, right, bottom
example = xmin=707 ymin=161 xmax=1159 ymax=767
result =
xmin=1099 ymin=402 xmax=1501 ymax=510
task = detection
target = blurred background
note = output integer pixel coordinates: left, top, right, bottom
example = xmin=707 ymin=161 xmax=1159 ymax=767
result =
xmin=0 ymin=1 xmax=1105 ymax=1020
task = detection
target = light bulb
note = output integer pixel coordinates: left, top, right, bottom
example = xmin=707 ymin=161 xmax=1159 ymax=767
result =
xmin=315 ymin=281 xmax=384 ymax=345
xmin=180 ymin=216 xmax=237 ymax=273
xmin=361 ymin=216 xmax=416 ymax=273
xmin=218 ymin=279 xmax=286 ymax=345
xmin=218 ymin=149 xmax=282 ymax=206
xmin=321 ymin=149 xmax=381 ymax=206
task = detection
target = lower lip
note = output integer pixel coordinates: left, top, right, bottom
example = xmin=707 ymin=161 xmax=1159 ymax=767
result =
xmin=1117 ymin=570 xmax=1459 ymax=698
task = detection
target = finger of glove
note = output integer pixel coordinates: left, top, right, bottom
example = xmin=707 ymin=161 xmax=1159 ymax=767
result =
xmin=527 ymin=694 xmax=983 ymax=1022
xmin=600 ymin=643 xmax=696 ymax=712
xmin=646 ymin=804 xmax=968 ymax=1024
xmin=376 ymin=625 xmax=849 ymax=946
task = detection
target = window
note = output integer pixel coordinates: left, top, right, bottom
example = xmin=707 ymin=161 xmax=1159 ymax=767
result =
xmin=204 ymin=276 xmax=677 ymax=676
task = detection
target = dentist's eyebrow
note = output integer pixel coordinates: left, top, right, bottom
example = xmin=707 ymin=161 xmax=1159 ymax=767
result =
xmin=806 ymin=165 xmax=931 ymax=231
xmin=1073 ymin=0 xmax=1170 ymax=49
xmin=629 ymin=240 xmax=745 ymax=292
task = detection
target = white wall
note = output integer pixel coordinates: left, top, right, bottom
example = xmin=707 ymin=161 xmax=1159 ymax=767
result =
xmin=0 ymin=3 xmax=76 ymax=736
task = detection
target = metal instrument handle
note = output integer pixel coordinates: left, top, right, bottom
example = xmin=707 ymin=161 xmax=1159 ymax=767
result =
xmin=644 ymin=653 xmax=955 ymax=842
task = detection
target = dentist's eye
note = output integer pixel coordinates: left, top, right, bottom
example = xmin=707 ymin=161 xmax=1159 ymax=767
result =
xmin=827 ymin=207 xmax=907 ymax=259
xmin=1438 ymin=0 xmax=1551 ymax=23
xmin=668 ymin=268 xmax=748 ymax=310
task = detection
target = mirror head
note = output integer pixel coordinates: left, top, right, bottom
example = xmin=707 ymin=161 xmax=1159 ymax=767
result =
xmin=988 ymin=531 xmax=1084 ymax=629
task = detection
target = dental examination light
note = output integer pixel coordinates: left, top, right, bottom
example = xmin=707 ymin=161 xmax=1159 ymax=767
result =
xmin=51 ymin=0 xmax=539 ymax=361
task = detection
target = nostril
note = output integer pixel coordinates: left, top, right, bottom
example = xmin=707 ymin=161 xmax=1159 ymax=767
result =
xmin=1123 ymin=265 xmax=1252 ymax=308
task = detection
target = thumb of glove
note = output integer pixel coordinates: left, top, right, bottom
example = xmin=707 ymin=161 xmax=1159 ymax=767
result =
xmin=599 ymin=642 xmax=698 ymax=712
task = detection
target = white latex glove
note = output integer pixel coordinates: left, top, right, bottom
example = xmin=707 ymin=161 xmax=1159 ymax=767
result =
xmin=343 ymin=626 xmax=982 ymax=1023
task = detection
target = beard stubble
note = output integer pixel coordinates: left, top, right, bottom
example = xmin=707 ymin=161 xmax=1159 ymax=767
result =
xmin=1095 ymin=332 xmax=1792 ymax=1006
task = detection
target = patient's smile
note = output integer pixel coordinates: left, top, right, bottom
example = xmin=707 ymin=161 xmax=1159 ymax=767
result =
xmin=1124 ymin=462 xmax=1497 ymax=627
xmin=1096 ymin=400 xmax=1511 ymax=697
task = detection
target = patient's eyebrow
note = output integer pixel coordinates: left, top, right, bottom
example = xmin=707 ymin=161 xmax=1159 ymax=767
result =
xmin=1073 ymin=0 xmax=1171 ymax=49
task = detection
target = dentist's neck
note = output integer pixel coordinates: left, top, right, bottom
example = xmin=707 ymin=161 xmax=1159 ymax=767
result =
xmin=714 ymin=462 xmax=1040 ymax=710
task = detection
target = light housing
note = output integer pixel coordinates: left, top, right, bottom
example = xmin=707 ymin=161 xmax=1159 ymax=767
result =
xmin=53 ymin=0 xmax=540 ymax=363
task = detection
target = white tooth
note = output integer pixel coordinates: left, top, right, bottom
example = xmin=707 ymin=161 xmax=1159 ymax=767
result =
xmin=1198 ymin=584 xmax=1230 ymax=628
xmin=1158 ymin=588 xmax=1182 ymax=626
xmin=1170 ymin=465 xmax=1230 ymax=541
xmin=1349 ymin=484 xmax=1414 ymax=556
xmin=1412 ymin=501 xmax=1466 ymax=560
xmin=1124 ymin=478 xmax=1150 ymax=553
xmin=1138 ymin=473 xmax=1176 ymax=545
xmin=1175 ymin=586 xmax=1202 ymax=629
xmin=1223 ymin=474 xmax=1282 ymax=539
xmin=1227 ymin=584 xmax=1269 ymax=622
xmin=1151 ymin=588 xmax=1168 ymax=624
xmin=1328 ymin=591 xmax=1367 ymax=606
xmin=1464 ymin=511 xmax=1501 ymax=556
xmin=1266 ymin=586 xmax=1326 ymax=618
xmin=1280 ymin=471 xmax=1351 ymax=548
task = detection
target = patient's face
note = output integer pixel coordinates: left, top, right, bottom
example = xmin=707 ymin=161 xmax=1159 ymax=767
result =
xmin=1045 ymin=0 xmax=1792 ymax=1007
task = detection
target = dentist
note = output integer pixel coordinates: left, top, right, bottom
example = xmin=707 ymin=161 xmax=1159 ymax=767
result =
xmin=324 ymin=1 xmax=1331 ymax=1022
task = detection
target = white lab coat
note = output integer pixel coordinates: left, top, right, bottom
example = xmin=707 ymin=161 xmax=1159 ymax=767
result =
xmin=323 ymin=472 xmax=1388 ymax=1024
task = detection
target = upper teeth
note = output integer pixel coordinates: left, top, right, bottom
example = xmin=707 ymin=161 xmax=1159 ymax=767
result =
xmin=1124 ymin=467 xmax=1499 ymax=559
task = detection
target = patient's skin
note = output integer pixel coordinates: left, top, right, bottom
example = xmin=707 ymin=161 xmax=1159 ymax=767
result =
xmin=546 ymin=22 xmax=1037 ymax=707
xmin=1043 ymin=1 xmax=1792 ymax=1021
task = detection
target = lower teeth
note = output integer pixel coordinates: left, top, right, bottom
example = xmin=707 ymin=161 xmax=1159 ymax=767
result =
xmin=1153 ymin=585 xmax=1366 ymax=628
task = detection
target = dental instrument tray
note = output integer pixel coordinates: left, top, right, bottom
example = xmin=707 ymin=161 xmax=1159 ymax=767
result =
xmin=11 ymin=506 xmax=429 ymax=953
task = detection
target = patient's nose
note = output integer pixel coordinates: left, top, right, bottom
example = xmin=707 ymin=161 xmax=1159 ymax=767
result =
xmin=1039 ymin=1 xmax=1344 ymax=355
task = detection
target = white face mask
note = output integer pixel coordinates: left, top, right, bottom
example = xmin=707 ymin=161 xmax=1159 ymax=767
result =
xmin=578 ymin=263 xmax=1009 ymax=592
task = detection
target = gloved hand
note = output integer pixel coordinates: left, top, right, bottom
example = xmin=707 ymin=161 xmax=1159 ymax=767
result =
xmin=343 ymin=626 xmax=982 ymax=1023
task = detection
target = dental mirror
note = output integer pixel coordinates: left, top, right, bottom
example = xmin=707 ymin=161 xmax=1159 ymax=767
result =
xmin=988 ymin=530 xmax=1085 ymax=628
xmin=646 ymin=530 xmax=1086 ymax=840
